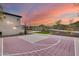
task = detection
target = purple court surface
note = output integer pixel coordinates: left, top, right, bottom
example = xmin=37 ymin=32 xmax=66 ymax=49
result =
xmin=3 ymin=35 xmax=75 ymax=56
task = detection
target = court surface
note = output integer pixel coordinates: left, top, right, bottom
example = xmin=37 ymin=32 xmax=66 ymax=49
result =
xmin=3 ymin=34 xmax=79 ymax=56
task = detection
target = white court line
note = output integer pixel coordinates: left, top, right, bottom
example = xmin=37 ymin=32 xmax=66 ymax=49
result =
xmin=2 ymin=38 xmax=3 ymax=56
xmin=74 ymin=39 xmax=76 ymax=56
xmin=20 ymin=36 xmax=58 ymax=46
xmin=1 ymin=38 xmax=3 ymax=56
xmin=17 ymin=34 xmax=53 ymax=43
xmin=6 ymin=39 xmax=61 ymax=56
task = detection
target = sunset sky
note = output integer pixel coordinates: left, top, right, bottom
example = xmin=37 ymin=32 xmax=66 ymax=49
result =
xmin=2 ymin=3 xmax=79 ymax=26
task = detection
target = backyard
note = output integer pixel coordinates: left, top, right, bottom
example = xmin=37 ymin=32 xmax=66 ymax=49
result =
xmin=0 ymin=3 xmax=79 ymax=56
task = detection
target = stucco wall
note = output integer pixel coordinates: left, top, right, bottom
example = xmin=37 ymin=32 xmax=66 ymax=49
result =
xmin=0 ymin=14 xmax=24 ymax=36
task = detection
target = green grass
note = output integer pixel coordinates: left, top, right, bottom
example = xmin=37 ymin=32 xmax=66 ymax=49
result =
xmin=35 ymin=31 xmax=50 ymax=34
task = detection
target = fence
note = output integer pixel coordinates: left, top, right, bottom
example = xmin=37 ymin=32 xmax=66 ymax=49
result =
xmin=49 ymin=29 xmax=79 ymax=37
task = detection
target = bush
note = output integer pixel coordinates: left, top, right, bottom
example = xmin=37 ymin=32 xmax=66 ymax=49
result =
xmin=0 ymin=32 xmax=2 ymax=37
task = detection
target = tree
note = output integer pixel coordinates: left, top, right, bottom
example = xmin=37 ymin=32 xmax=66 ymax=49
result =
xmin=53 ymin=20 xmax=62 ymax=29
xmin=55 ymin=20 xmax=61 ymax=25
xmin=70 ymin=21 xmax=79 ymax=31
xmin=39 ymin=24 xmax=48 ymax=32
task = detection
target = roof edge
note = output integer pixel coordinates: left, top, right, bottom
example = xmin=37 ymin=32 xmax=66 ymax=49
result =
xmin=3 ymin=12 xmax=22 ymax=18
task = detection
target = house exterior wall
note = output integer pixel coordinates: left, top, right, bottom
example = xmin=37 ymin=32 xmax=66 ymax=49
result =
xmin=0 ymin=14 xmax=24 ymax=36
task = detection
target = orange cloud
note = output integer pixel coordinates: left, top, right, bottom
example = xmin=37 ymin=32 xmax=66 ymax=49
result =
xmin=21 ymin=3 xmax=79 ymax=26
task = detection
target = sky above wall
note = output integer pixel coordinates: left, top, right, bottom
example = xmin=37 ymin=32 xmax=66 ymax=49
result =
xmin=2 ymin=3 xmax=79 ymax=26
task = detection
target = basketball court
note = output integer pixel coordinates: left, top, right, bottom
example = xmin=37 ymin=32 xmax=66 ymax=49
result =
xmin=3 ymin=34 xmax=78 ymax=56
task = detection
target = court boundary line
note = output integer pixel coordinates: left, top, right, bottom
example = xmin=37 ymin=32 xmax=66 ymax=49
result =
xmin=6 ymin=39 xmax=61 ymax=56
xmin=2 ymin=38 xmax=3 ymax=56
xmin=74 ymin=38 xmax=78 ymax=56
xmin=74 ymin=39 xmax=76 ymax=56
xmin=20 ymin=36 xmax=58 ymax=46
xmin=18 ymin=35 xmax=52 ymax=44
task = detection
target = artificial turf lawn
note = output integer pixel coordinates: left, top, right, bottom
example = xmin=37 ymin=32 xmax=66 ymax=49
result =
xmin=35 ymin=31 xmax=50 ymax=34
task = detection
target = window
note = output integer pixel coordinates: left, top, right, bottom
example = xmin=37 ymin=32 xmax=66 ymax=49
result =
xmin=4 ymin=15 xmax=6 ymax=19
